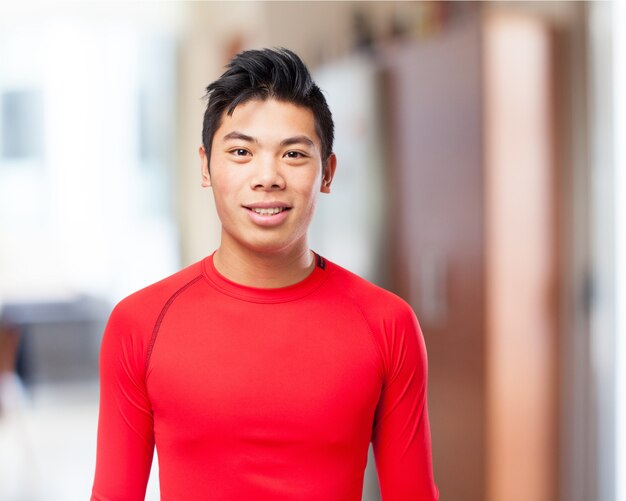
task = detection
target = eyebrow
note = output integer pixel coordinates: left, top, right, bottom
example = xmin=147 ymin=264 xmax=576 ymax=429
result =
xmin=222 ymin=131 xmax=257 ymax=143
xmin=280 ymin=135 xmax=315 ymax=148
xmin=222 ymin=131 xmax=316 ymax=149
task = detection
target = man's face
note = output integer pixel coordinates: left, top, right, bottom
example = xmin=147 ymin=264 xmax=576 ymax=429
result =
xmin=200 ymin=98 xmax=336 ymax=256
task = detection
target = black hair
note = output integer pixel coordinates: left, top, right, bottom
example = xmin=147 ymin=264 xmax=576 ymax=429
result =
xmin=202 ymin=48 xmax=334 ymax=169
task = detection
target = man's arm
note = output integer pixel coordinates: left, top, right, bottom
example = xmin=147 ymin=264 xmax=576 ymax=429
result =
xmin=91 ymin=303 xmax=155 ymax=501
xmin=371 ymin=307 xmax=439 ymax=500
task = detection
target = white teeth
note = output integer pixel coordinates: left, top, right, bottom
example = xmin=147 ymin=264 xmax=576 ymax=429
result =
xmin=251 ymin=207 xmax=284 ymax=215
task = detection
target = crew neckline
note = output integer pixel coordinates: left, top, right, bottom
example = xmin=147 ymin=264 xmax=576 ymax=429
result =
xmin=201 ymin=251 xmax=331 ymax=303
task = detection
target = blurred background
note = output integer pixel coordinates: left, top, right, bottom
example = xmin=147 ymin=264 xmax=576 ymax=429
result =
xmin=0 ymin=1 xmax=623 ymax=500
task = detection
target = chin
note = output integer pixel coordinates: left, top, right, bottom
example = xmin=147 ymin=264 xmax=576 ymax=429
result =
xmin=241 ymin=235 xmax=305 ymax=256
xmin=247 ymin=241 xmax=293 ymax=255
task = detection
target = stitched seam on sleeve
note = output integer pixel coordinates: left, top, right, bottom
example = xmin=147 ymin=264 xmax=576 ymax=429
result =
xmin=144 ymin=276 xmax=203 ymax=374
xmin=351 ymin=299 xmax=387 ymax=386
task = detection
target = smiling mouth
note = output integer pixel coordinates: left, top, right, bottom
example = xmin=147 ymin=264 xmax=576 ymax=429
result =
xmin=245 ymin=207 xmax=291 ymax=216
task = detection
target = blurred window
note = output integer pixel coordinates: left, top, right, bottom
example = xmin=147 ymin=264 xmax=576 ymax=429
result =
xmin=1 ymin=89 xmax=43 ymax=160
xmin=0 ymin=14 xmax=180 ymax=303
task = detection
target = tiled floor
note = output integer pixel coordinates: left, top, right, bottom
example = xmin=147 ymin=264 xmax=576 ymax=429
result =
xmin=0 ymin=375 xmax=159 ymax=501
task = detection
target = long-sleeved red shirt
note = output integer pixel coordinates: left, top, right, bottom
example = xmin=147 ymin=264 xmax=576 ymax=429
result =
xmin=91 ymin=253 xmax=438 ymax=500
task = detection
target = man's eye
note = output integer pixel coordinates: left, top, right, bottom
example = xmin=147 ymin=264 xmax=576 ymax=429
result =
xmin=285 ymin=151 xmax=306 ymax=159
xmin=231 ymin=148 xmax=250 ymax=157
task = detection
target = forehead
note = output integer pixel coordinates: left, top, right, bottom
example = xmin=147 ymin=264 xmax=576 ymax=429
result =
xmin=215 ymin=98 xmax=320 ymax=147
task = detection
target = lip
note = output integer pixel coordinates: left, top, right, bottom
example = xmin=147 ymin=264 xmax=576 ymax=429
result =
xmin=242 ymin=202 xmax=292 ymax=227
xmin=243 ymin=201 xmax=292 ymax=209
xmin=244 ymin=205 xmax=291 ymax=227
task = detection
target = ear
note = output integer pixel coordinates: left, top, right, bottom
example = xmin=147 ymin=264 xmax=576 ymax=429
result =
xmin=200 ymin=146 xmax=211 ymax=187
xmin=320 ymin=153 xmax=337 ymax=194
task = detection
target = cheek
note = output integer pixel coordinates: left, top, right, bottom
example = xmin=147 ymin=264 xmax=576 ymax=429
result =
xmin=297 ymin=185 xmax=321 ymax=216
xmin=210 ymin=179 xmax=238 ymax=219
xmin=211 ymin=170 xmax=243 ymax=198
xmin=294 ymin=171 xmax=323 ymax=199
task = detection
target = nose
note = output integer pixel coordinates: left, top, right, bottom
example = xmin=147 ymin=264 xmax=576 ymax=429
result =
xmin=250 ymin=155 xmax=285 ymax=190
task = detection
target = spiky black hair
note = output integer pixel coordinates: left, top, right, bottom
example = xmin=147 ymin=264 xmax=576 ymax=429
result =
xmin=202 ymin=48 xmax=334 ymax=169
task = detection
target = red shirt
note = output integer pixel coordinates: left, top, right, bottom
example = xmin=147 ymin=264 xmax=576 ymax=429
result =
xmin=91 ymin=254 xmax=438 ymax=500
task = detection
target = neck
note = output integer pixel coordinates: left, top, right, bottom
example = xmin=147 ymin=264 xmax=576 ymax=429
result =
xmin=213 ymin=237 xmax=315 ymax=289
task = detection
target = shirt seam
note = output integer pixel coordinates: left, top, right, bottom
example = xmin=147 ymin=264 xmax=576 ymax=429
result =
xmin=144 ymin=275 xmax=203 ymax=374
xmin=349 ymin=299 xmax=387 ymax=387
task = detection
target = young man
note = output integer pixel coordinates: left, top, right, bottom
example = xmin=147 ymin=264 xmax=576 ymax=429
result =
xmin=92 ymin=48 xmax=438 ymax=500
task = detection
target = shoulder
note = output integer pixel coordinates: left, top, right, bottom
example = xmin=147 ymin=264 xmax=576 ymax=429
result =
xmin=323 ymin=259 xmax=426 ymax=381
xmin=107 ymin=259 xmax=205 ymax=334
xmin=325 ymin=260 xmax=416 ymax=323
xmin=98 ymin=261 xmax=205 ymax=385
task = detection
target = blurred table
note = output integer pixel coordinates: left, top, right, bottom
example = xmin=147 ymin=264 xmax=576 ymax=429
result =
xmin=0 ymin=295 xmax=110 ymax=386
